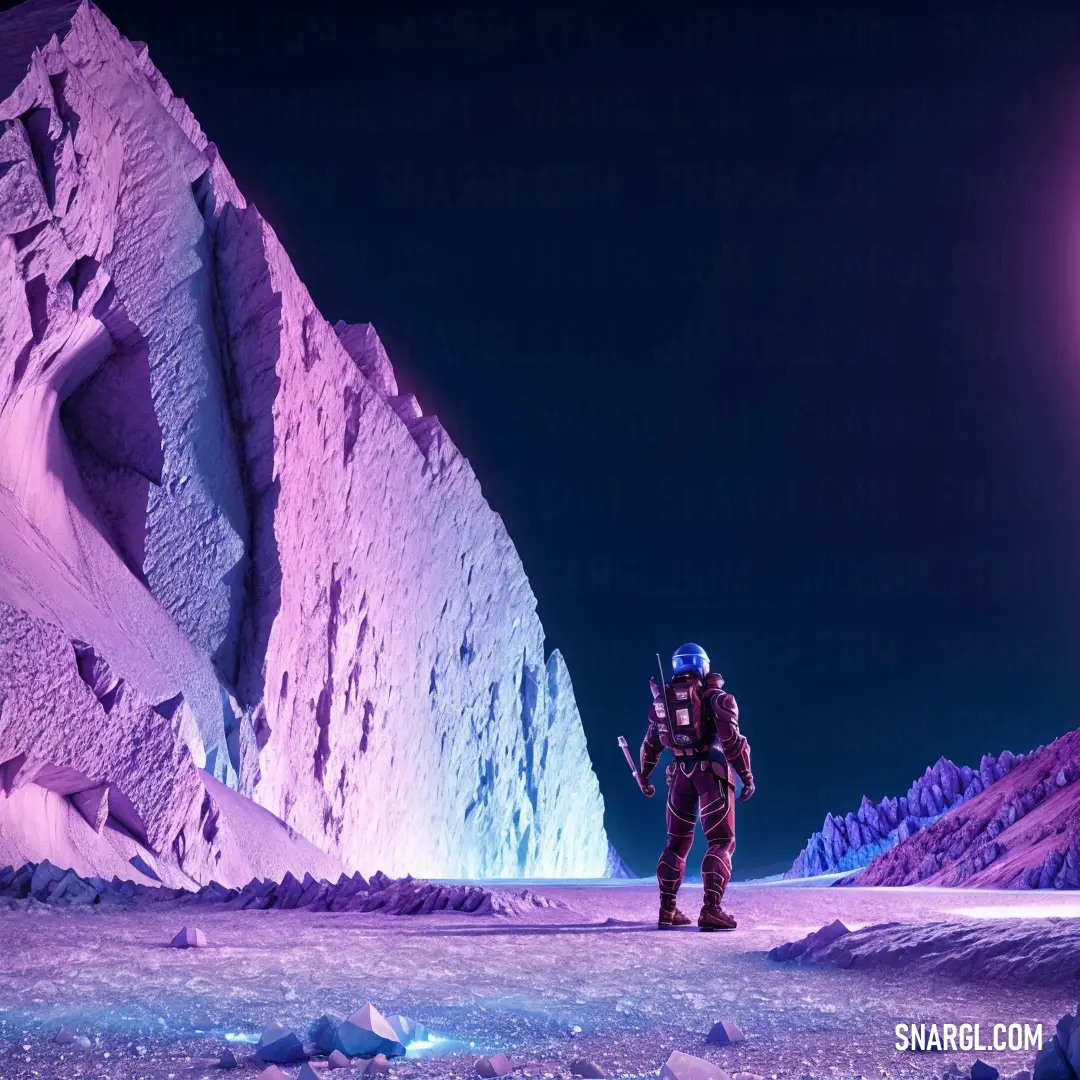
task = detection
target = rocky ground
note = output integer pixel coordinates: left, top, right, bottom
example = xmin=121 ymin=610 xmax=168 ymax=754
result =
xmin=770 ymin=911 xmax=1080 ymax=984
xmin=0 ymin=881 xmax=1076 ymax=1080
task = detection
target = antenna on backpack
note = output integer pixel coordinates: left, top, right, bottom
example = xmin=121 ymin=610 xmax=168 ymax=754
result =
xmin=656 ymin=652 xmax=666 ymax=693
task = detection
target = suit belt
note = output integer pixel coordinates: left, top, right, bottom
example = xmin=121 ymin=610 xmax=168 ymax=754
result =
xmin=672 ymin=746 xmax=729 ymax=761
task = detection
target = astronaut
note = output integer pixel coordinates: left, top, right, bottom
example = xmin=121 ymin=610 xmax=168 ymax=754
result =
xmin=638 ymin=643 xmax=755 ymax=931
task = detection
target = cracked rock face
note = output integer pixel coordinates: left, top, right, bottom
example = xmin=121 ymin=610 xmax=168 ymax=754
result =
xmin=0 ymin=0 xmax=611 ymax=879
xmin=0 ymin=604 xmax=202 ymax=854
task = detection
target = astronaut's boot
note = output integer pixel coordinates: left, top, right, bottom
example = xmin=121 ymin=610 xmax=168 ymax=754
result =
xmin=658 ymin=900 xmax=692 ymax=929
xmin=698 ymin=904 xmax=737 ymax=931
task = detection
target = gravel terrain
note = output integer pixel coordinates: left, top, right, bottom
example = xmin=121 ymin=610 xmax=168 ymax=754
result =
xmin=0 ymin=881 xmax=1076 ymax=1080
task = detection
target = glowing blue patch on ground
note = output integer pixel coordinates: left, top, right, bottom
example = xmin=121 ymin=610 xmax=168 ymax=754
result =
xmin=406 ymin=1032 xmax=468 ymax=1058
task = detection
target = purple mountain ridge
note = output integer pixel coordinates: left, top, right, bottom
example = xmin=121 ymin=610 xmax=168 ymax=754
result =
xmin=0 ymin=0 xmax=612 ymax=884
xmin=785 ymin=751 xmax=1022 ymax=878
xmin=847 ymin=728 xmax=1080 ymax=888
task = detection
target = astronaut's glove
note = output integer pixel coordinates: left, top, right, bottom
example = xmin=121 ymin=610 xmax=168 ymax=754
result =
xmin=639 ymin=774 xmax=656 ymax=798
xmin=739 ymin=774 xmax=755 ymax=801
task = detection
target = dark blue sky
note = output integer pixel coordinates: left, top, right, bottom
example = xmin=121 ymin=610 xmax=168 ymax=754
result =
xmin=20 ymin=0 xmax=1080 ymax=877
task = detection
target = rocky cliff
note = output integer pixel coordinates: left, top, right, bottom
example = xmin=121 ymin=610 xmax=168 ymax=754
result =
xmin=785 ymin=751 xmax=1022 ymax=878
xmin=0 ymin=0 xmax=611 ymax=882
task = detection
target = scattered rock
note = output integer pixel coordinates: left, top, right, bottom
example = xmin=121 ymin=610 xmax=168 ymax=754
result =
xmin=1059 ymin=1006 xmax=1080 ymax=1076
xmin=971 ymin=1061 xmax=999 ymax=1080
xmin=310 ymin=1014 xmax=343 ymax=1053
xmin=1034 ymin=1037 xmax=1073 ymax=1080
xmin=661 ymin=1050 xmax=732 ymax=1080
xmin=0 ymin=859 xmax=567 ymax=916
xmin=257 ymin=1069 xmax=291 ymax=1080
xmin=733 ymin=1074 xmax=765 ymax=1080
xmin=361 ymin=878 xmax=564 ymax=917
xmin=335 ymin=1003 xmax=405 ymax=1058
xmin=386 ymin=1013 xmax=427 ymax=1045
xmin=298 ymin=1064 xmax=322 ymax=1080
xmin=169 ymin=926 xmax=207 ymax=948
xmin=365 ymin=1054 xmax=391 ymax=1075
xmin=257 ymin=1022 xmax=309 ymax=1064
xmin=706 ymin=1020 xmax=745 ymax=1046
xmin=475 ymin=1053 xmax=514 ymax=1077
xmin=570 ymin=1059 xmax=608 ymax=1078
xmin=769 ymin=920 xmax=850 ymax=962
xmin=217 ymin=1049 xmax=238 ymax=1069
xmin=328 ymin=1050 xmax=352 ymax=1069
xmin=770 ymin=915 xmax=1080 ymax=983
xmin=52 ymin=1028 xmax=76 ymax=1046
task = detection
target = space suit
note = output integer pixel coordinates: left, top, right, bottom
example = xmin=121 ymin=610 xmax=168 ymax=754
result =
xmin=639 ymin=643 xmax=754 ymax=931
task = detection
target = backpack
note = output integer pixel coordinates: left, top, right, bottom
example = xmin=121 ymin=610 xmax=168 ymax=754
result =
xmin=660 ymin=677 xmax=706 ymax=749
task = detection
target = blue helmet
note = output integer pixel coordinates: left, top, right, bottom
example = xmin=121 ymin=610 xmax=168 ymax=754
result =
xmin=672 ymin=642 xmax=709 ymax=677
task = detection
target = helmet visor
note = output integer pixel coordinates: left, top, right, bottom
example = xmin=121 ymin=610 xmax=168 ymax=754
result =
xmin=672 ymin=649 xmax=709 ymax=677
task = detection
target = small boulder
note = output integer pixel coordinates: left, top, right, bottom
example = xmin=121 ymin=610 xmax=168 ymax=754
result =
xmin=661 ymin=1050 xmax=732 ymax=1080
xmin=47 ymin=869 xmax=100 ymax=905
xmin=328 ymin=1049 xmax=352 ymax=1069
xmin=257 ymin=1022 xmax=308 ymax=1064
xmin=387 ymin=1013 xmax=427 ymax=1045
xmin=1060 ymin=1007 xmax=1080 ymax=1050
xmin=1067 ymin=1020 xmax=1080 ymax=1079
xmin=257 ymin=1069 xmax=291 ymax=1080
xmin=1034 ymin=1038 xmax=1073 ymax=1080
xmin=298 ymin=1065 xmax=322 ymax=1080
xmin=217 ymin=1049 xmax=239 ymax=1069
xmin=475 ymin=1053 xmax=514 ymax=1077
xmin=73 ymin=1035 xmax=92 ymax=1050
xmin=29 ymin=859 xmax=65 ymax=899
xmin=169 ymin=926 xmax=207 ymax=948
xmin=335 ymin=1004 xmax=405 ymax=1058
xmin=571 ymin=1059 xmax=608 ymax=1078
xmin=707 ymin=1020 xmax=745 ymax=1046
xmin=386 ymin=1014 xmax=413 ymax=1042
xmin=769 ymin=919 xmax=850 ymax=962
xmin=365 ymin=1054 xmax=391 ymax=1075
xmin=52 ymin=1028 xmax=76 ymax=1046
xmin=310 ymin=1014 xmax=343 ymax=1053
xmin=971 ymin=1062 xmax=999 ymax=1080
